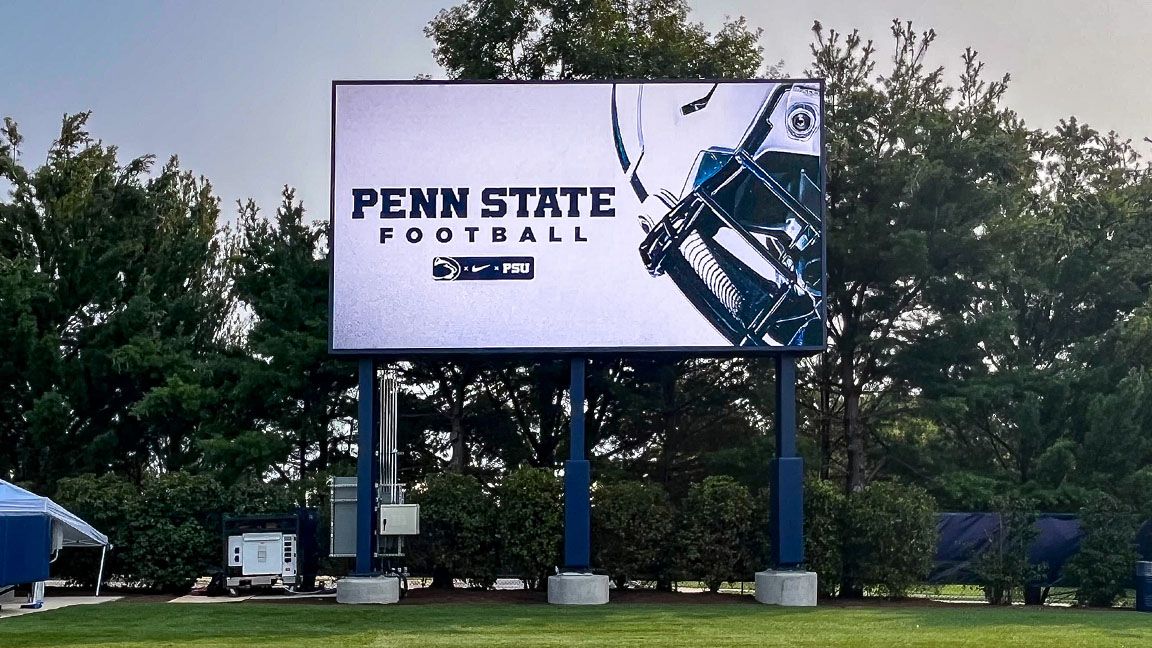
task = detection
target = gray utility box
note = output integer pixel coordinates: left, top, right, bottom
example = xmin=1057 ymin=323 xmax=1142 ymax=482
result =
xmin=379 ymin=505 xmax=420 ymax=535
xmin=329 ymin=478 xmax=420 ymax=558
xmin=330 ymin=478 xmax=358 ymax=558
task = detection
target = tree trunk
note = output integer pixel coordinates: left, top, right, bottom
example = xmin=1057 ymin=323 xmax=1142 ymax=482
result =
xmin=820 ymin=356 xmax=832 ymax=480
xmin=166 ymin=430 xmax=183 ymax=473
xmin=318 ymin=433 xmax=330 ymax=472
xmin=840 ymin=581 xmax=865 ymax=599
xmin=430 ymin=565 xmax=454 ymax=589
xmin=448 ymin=406 xmax=466 ymax=472
xmin=449 ymin=417 xmax=466 ymax=472
xmin=448 ymin=374 xmax=468 ymax=472
xmin=842 ymin=356 xmax=865 ymax=493
xmin=298 ymin=437 xmax=307 ymax=480
xmin=840 ymin=356 xmax=866 ymax=599
xmin=655 ymin=362 xmax=678 ymax=485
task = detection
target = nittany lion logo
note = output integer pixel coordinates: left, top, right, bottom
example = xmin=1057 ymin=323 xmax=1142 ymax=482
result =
xmin=432 ymin=256 xmax=462 ymax=281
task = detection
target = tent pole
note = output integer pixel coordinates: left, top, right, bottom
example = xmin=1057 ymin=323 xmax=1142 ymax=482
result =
xmin=95 ymin=546 xmax=106 ymax=597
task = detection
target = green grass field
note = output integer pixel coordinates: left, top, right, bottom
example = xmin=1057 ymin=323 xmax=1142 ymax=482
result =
xmin=2 ymin=601 xmax=1150 ymax=647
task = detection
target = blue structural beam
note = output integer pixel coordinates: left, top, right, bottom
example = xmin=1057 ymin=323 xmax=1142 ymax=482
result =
xmin=563 ymin=357 xmax=591 ymax=572
xmin=770 ymin=353 xmax=805 ymax=568
xmin=356 ymin=358 xmax=376 ymax=574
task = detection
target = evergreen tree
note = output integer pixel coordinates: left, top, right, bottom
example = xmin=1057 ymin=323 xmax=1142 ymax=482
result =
xmin=1 ymin=113 xmax=234 ymax=485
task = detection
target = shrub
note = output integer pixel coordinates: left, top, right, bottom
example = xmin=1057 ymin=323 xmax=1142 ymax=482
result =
xmin=749 ymin=488 xmax=772 ymax=572
xmin=54 ymin=471 xmax=228 ymax=592
xmin=591 ymin=480 xmax=674 ymax=588
xmin=679 ymin=476 xmax=756 ymax=593
xmin=842 ymin=481 xmax=938 ymax=598
xmin=804 ymin=478 xmax=845 ymax=598
xmin=125 ymin=518 xmax=218 ymax=592
xmin=53 ymin=473 xmax=138 ymax=588
xmin=127 ymin=472 xmax=226 ymax=592
xmin=1067 ymin=494 xmax=1139 ymax=607
xmin=971 ymin=497 xmax=1042 ymax=605
xmin=408 ymin=472 xmax=498 ymax=589
xmin=497 ymin=466 xmax=562 ymax=589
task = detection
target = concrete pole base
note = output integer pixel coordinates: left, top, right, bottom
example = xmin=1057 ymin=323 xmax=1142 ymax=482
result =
xmin=754 ymin=570 xmax=817 ymax=606
xmin=547 ymin=572 xmax=610 ymax=605
xmin=336 ymin=575 xmax=401 ymax=604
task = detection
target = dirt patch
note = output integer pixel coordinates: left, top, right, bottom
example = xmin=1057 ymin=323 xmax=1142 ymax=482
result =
xmin=403 ymin=587 xmax=549 ymax=605
xmin=606 ymin=589 xmax=757 ymax=605
xmin=402 ymin=585 xmax=760 ymax=605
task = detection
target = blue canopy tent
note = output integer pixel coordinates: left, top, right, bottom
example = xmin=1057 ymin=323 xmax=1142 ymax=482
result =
xmin=0 ymin=479 xmax=110 ymax=597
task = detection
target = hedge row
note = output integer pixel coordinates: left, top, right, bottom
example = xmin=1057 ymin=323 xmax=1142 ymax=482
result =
xmin=412 ymin=471 xmax=940 ymax=596
xmin=49 ymin=468 xmax=1141 ymax=604
xmin=51 ymin=468 xmax=943 ymax=597
xmin=409 ymin=470 xmax=766 ymax=592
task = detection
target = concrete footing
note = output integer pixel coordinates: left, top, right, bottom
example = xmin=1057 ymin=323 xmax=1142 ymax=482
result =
xmin=754 ymin=570 xmax=817 ymax=606
xmin=336 ymin=575 xmax=401 ymax=604
xmin=547 ymin=572 xmax=610 ymax=605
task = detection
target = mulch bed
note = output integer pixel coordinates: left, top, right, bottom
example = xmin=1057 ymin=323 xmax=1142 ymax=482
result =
xmin=220 ymin=586 xmax=760 ymax=605
xmin=401 ymin=587 xmax=757 ymax=605
xmin=52 ymin=584 xmax=1111 ymax=611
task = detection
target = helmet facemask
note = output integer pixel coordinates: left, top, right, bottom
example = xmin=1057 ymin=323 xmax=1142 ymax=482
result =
xmin=615 ymin=83 xmax=824 ymax=347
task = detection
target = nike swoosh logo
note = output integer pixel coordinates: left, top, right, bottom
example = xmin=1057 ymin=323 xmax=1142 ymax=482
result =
xmin=471 ymin=264 xmax=490 ymax=272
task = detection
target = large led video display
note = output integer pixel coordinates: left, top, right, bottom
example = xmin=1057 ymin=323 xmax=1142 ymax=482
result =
xmin=330 ymin=80 xmax=826 ymax=354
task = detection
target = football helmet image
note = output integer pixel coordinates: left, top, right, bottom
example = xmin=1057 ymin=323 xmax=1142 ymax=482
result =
xmin=611 ymin=82 xmax=824 ymax=347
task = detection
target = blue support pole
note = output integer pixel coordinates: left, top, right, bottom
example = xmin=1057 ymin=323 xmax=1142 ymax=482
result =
xmin=355 ymin=358 xmax=377 ymax=574
xmin=770 ymin=353 xmax=805 ymax=568
xmin=563 ymin=357 xmax=591 ymax=572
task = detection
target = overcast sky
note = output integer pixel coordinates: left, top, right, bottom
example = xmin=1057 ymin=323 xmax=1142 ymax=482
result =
xmin=3 ymin=0 xmax=1151 ymax=220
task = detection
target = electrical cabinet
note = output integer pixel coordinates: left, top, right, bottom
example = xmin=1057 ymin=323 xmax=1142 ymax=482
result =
xmin=378 ymin=504 xmax=420 ymax=536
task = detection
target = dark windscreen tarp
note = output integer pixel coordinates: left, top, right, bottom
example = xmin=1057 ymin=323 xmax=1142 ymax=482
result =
xmin=931 ymin=513 xmax=1082 ymax=586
